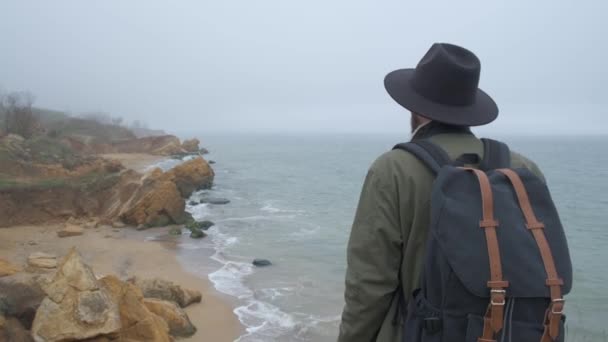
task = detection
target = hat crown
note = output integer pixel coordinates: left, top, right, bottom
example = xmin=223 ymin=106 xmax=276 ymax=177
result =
xmin=411 ymin=43 xmax=481 ymax=106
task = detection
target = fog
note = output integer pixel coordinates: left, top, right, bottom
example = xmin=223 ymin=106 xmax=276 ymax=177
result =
xmin=1 ymin=1 xmax=606 ymax=135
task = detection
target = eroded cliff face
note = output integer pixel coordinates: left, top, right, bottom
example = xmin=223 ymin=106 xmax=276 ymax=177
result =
xmin=0 ymin=157 xmax=214 ymax=228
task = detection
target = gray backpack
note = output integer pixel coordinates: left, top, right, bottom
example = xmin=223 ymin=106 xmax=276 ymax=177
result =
xmin=393 ymin=139 xmax=572 ymax=342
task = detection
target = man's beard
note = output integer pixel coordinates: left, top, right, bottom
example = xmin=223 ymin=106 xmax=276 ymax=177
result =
xmin=411 ymin=115 xmax=422 ymax=133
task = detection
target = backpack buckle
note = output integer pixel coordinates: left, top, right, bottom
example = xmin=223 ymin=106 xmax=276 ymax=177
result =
xmin=490 ymin=289 xmax=506 ymax=306
xmin=423 ymin=317 xmax=442 ymax=334
xmin=551 ymin=299 xmax=565 ymax=314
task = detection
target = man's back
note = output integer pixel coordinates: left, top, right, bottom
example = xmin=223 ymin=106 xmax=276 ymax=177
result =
xmin=338 ymin=128 xmax=545 ymax=342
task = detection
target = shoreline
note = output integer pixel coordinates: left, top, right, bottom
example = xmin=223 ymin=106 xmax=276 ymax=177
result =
xmin=0 ymin=151 xmax=245 ymax=341
xmin=0 ymin=223 xmax=244 ymax=341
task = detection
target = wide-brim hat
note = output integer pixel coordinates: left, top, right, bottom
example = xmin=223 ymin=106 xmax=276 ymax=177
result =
xmin=384 ymin=43 xmax=498 ymax=126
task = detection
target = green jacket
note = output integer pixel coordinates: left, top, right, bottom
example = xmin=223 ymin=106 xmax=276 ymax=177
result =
xmin=338 ymin=131 xmax=544 ymax=342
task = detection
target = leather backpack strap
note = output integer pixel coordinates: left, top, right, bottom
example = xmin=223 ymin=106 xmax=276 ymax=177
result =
xmin=479 ymin=138 xmax=511 ymax=171
xmin=497 ymin=169 xmax=564 ymax=341
xmin=462 ymin=168 xmax=509 ymax=342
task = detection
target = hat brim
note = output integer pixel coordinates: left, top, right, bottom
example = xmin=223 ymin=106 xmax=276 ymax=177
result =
xmin=384 ymin=69 xmax=498 ymax=126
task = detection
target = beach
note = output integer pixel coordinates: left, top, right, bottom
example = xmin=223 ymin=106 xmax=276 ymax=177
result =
xmin=0 ymin=223 xmax=243 ymax=342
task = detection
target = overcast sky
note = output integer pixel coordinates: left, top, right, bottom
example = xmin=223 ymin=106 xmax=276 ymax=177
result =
xmin=1 ymin=1 xmax=606 ymax=135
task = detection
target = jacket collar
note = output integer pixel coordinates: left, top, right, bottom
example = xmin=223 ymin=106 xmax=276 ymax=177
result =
xmin=411 ymin=121 xmax=473 ymax=141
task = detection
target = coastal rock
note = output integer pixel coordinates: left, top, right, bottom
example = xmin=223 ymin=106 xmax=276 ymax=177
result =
xmin=111 ymin=220 xmax=127 ymax=229
xmin=0 ymin=259 xmax=20 ymax=277
xmin=162 ymin=157 xmax=214 ymax=198
xmin=181 ymin=138 xmax=200 ymax=153
xmin=31 ymin=249 xmax=122 ymax=341
xmin=99 ymin=275 xmax=171 ymax=342
xmin=253 ymin=259 xmax=272 ymax=267
xmin=120 ymin=180 xmax=185 ymax=228
xmin=0 ymin=316 xmax=34 ymax=342
xmin=57 ymin=223 xmax=84 ymax=237
xmin=143 ymin=298 xmax=196 ymax=337
xmin=129 ymin=277 xmax=202 ymax=308
xmin=200 ymin=197 xmax=230 ymax=205
xmin=208 ymin=160 xmax=216 ymax=164
xmin=0 ymin=273 xmax=45 ymax=329
xmin=199 ymin=147 xmax=209 ymax=155
xmin=185 ymin=220 xmax=214 ymax=231
xmin=27 ymin=252 xmax=57 ymax=269
xmin=188 ymin=200 xmax=198 ymax=206
xmin=190 ymin=229 xmax=206 ymax=239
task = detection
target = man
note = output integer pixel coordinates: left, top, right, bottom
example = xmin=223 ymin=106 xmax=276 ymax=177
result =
xmin=338 ymin=43 xmax=544 ymax=341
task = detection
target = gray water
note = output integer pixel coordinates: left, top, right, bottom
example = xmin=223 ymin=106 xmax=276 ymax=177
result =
xmin=173 ymin=134 xmax=608 ymax=342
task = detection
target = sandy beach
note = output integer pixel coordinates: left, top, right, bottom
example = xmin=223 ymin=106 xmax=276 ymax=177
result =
xmin=0 ymin=224 xmax=243 ymax=341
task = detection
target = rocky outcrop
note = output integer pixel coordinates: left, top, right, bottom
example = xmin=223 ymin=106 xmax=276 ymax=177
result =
xmin=0 ymin=260 xmax=20 ymax=277
xmin=129 ymin=277 xmax=202 ymax=308
xmin=111 ymin=135 xmax=184 ymax=156
xmin=31 ymin=249 xmax=122 ymax=341
xmin=99 ymin=276 xmax=171 ymax=342
xmin=120 ymin=175 xmax=186 ymax=228
xmin=0 ymin=273 xmax=45 ymax=329
xmin=57 ymin=223 xmax=84 ymax=237
xmin=27 ymin=253 xmax=57 ymax=269
xmin=181 ymin=138 xmax=200 ymax=153
xmin=0 ymin=316 xmax=34 ymax=342
xmin=162 ymin=157 xmax=214 ymax=197
xmin=143 ymin=298 xmax=196 ymax=337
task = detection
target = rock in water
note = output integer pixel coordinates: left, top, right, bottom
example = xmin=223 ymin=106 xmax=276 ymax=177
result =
xmin=57 ymin=223 xmax=84 ymax=237
xmin=208 ymin=160 xmax=216 ymax=164
xmin=188 ymin=200 xmax=198 ymax=206
xmin=143 ymin=298 xmax=196 ymax=337
xmin=252 ymin=259 xmax=272 ymax=267
xmin=27 ymin=252 xmax=57 ymax=269
xmin=185 ymin=219 xmax=214 ymax=231
xmin=189 ymin=229 xmax=206 ymax=239
xmin=31 ymin=249 xmax=121 ymax=341
xmin=129 ymin=277 xmax=202 ymax=308
xmin=99 ymin=276 xmax=171 ymax=342
xmin=199 ymin=198 xmax=230 ymax=205
xmin=0 ymin=273 xmax=46 ymax=329
xmin=0 ymin=259 xmax=20 ymax=277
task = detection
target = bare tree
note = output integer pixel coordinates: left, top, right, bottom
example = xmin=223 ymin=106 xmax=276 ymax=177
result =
xmin=2 ymin=91 xmax=39 ymax=139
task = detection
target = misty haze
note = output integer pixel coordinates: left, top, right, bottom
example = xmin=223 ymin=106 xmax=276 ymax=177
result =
xmin=0 ymin=1 xmax=606 ymax=342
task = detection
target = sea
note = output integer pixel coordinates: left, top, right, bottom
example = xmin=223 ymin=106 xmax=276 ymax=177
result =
xmin=151 ymin=133 xmax=608 ymax=342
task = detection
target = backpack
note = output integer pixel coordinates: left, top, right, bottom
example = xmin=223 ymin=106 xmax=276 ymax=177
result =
xmin=393 ymin=138 xmax=573 ymax=342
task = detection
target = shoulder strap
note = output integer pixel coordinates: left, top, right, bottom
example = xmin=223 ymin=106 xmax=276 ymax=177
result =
xmin=393 ymin=140 xmax=451 ymax=175
xmin=479 ymin=138 xmax=511 ymax=171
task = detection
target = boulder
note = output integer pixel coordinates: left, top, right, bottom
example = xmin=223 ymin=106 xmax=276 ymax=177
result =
xmin=200 ymin=197 xmax=230 ymax=205
xmin=208 ymin=160 xmax=216 ymax=164
xmin=129 ymin=277 xmax=202 ymax=308
xmin=0 ymin=316 xmax=34 ymax=342
xmin=253 ymin=259 xmax=272 ymax=267
xmin=0 ymin=273 xmax=45 ymax=329
xmin=181 ymin=138 xmax=200 ymax=153
xmin=0 ymin=259 xmax=20 ymax=277
xmin=162 ymin=158 xmax=214 ymax=198
xmin=143 ymin=298 xmax=196 ymax=337
xmin=189 ymin=229 xmax=206 ymax=239
xmin=27 ymin=252 xmax=57 ymax=269
xmin=185 ymin=220 xmax=214 ymax=231
xmin=120 ymin=180 xmax=185 ymax=228
xmin=31 ymin=249 xmax=122 ymax=342
xmin=57 ymin=223 xmax=84 ymax=237
xmin=99 ymin=276 xmax=171 ymax=342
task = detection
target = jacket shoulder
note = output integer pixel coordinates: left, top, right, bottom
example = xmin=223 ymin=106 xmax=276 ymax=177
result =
xmin=510 ymin=150 xmax=546 ymax=182
xmin=369 ymin=149 xmax=433 ymax=183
